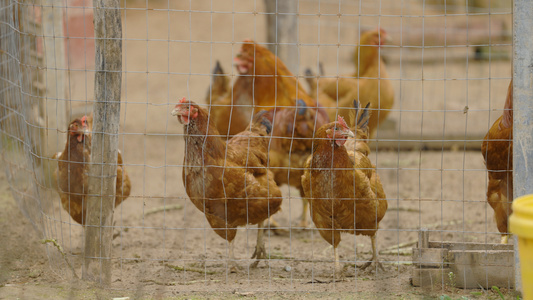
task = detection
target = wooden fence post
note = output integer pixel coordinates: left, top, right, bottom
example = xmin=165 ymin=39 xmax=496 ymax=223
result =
xmin=82 ymin=0 xmax=122 ymax=285
xmin=264 ymin=0 xmax=299 ymax=75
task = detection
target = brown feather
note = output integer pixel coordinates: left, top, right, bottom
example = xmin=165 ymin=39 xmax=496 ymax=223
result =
xmin=210 ymin=41 xmax=321 ymax=137
xmin=307 ymin=29 xmax=394 ymax=137
xmin=177 ymin=100 xmax=282 ymax=243
xmin=481 ymin=80 xmax=513 ymax=239
xmin=302 ymin=117 xmax=387 ymax=256
xmin=54 ymin=117 xmax=131 ymax=225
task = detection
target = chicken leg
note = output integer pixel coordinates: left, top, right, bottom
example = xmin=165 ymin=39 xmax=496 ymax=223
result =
xmin=359 ymin=235 xmax=384 ymax=272
xmin=501 ymin=235 xmax=509 ymax=244
xmin=228 ymin=240 xmax=241 ymax=273
xmin=251 ymin=220 xmax=267 ymax=268
xmin=334 ymin=246 xmax=341 ymax=270
xmin=331 ymin=246 xmax=349 ymax=280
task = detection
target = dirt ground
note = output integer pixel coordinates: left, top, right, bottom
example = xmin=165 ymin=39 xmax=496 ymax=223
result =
xmin=0 ymin=0 xmax=520 ymax=299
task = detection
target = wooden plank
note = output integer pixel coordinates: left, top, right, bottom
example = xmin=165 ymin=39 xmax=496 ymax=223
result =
xmin=412 ymin=229 xmax=515 ymax=289
xmin=428 ymin=241 xmax=514 ymax=251
xmin=418 ymin=228 xmax=429 ymax=248
xmin=264 ymin=0 xmax=298 ymax=75
xmin=83 ymin=0 xmax=122 ymax=285
xmin=412 ymin=248 xmax=450 ymax=268
xmin=411 ymin=268 xmax=451 ymax=287
xmin=449 ymin=250 xmax=514 ymax=289
xmin=369 ymin=133 xmax=484 ymax=151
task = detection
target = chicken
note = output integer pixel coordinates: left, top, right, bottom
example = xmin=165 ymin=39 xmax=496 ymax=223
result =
xmin=171 ymin=98 xmax=282 ymax=270
xmin=268 ymin=99 xmax=330 ymax=228
xmin=481 ymin=80 xmax=513 ymax=244
xmin=306 ymin=29 xmax=394 ymax=136
xmin=53 ymin=116 xmax=131 ymax=225
xmin=210 ymin=40 xmax=322 ymax=137
xmin=301 ymin=101 xmax=387 ymax=274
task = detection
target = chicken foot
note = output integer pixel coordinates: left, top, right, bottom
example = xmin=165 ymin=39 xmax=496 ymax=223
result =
xmin=250 ymin=220 xmax=267 ymax=268
xmin=359 ymin=235 xmax=385 ymax=272
xmin=330 ymin=246 xmax=348 ymax=280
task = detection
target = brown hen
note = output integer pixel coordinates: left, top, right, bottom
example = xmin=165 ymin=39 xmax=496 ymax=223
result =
xmin=210 ymin=41 xmax=321 ymax=137
xmin=481 ymin=80 xmax=513 ymax=244
xmin=301 ymin=101 xmax=387 ymax=274
xmin=53 ymin=116 xmax=131 ymax=225
xmin=306 ymin=29 xmax=394 ymax=136
xmin=172 ymin=98 xmax=282 ymax=270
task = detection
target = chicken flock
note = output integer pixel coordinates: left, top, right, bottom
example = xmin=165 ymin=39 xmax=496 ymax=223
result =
xmin=52 ymin=28 xmax=513 ymax=276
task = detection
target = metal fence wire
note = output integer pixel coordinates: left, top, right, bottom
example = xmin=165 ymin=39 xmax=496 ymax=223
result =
xmin=0 ymin=0 xmax=523 ymax=296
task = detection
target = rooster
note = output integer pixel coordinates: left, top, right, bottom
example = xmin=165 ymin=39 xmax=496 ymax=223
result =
xmin=172 ymin=98 xmax=282 ymax=270
xmin=481 ymin=80 xmax=513 ymax=244
xmin=53 ymin=116 xmax=131 ymax=225
xmin=301 ymin=101 xmax=387 ymax=274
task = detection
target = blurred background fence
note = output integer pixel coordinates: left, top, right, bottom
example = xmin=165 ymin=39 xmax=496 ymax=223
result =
xmin=0 ymin=0 xmax=521 ymax=296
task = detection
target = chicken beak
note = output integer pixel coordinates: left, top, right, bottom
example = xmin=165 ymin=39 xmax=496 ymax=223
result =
xmin=171 ymin=106 xmax=180 ymax=117
xmin=383 ymin=34 xmax=393 ymax=45
xmin=345 ymin=129 xmax=355 ymax=138
xmin=75 ymin=125 xmax=89 ymax=142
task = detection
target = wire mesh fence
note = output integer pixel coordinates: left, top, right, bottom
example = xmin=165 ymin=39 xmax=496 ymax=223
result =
xmin=0 ymin=0 xmax=520 ymax=297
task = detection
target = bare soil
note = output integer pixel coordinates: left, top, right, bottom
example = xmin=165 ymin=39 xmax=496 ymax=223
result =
xmin=0 ymin=0 xmax=519 ymax=299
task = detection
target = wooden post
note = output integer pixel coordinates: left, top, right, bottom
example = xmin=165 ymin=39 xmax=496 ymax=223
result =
xmin=42 ymin=0 xmax=67 ymax=155
xmin=83 ymin=0 xmax=122 ymax=285
xmin=264 ymin=0 xmax=299 ymax=75
xmin=418 ymin=228 xmax=429 ymax=248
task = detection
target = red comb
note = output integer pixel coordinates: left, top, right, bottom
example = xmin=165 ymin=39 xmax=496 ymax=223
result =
xmin=179 ymin=97 xmax=187 ymax=104
xmin=337 ymin=115 xmax=348 ymax=128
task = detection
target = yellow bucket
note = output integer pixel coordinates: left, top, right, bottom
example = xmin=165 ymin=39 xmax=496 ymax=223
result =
xmin=510 ymin=194 xmax=533 ymax=299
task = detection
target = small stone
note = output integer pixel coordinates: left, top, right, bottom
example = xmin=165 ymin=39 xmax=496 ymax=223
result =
xmin=284 ymin=265 xmax=292 ymax=272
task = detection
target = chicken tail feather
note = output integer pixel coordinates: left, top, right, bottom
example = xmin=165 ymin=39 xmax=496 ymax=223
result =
xmin=502 ymin=79 xmax=513 ymax=129
xmin=351 ymin=100 xmax=371 ymax=132
xmin=251 ymin=110 xmax=273 ymax=135
xmin=213 ymin=60 xmax=224 ymax=77
xmin=206 ymin=60 xmax=229 ymax=104
xmin=296 ymin=99 xmax=307 ymax=116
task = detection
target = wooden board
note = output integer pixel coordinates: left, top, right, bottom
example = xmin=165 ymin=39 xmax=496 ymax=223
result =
xmin=411 ymin=229 xmax=515 ymax=289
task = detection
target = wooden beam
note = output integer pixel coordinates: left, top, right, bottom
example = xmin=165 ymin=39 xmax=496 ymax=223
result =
xmin=368 ymin=135 xmax=484 ymax=151
xmin=83 ymin=0 xmax=122 ymax=285
xmin=264 ymin=0 xmax=299 ymax=75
